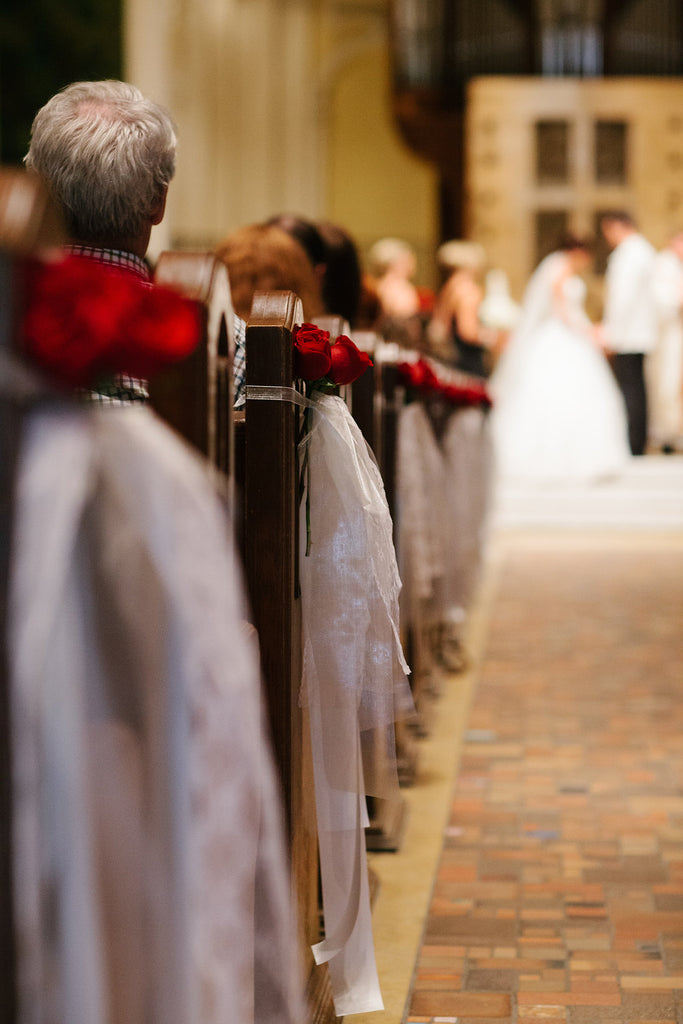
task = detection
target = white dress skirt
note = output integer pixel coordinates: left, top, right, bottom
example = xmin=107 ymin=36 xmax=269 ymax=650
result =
xmin=490 ymin=252 xmax=631 ymax=483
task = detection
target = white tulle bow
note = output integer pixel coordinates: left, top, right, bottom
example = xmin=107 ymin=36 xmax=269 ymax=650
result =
xmin=298 ymin=392 xmax=412 ymax=1016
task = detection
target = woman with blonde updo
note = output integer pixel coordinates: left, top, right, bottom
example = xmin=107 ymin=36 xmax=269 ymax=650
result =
xmin=367 ymin=236 xmax=433 ymax=347
xmin=428 ymin=239 xmax=495 ymax=375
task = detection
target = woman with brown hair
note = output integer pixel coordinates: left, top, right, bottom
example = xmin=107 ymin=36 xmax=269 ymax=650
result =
xmin=215 ymin=222 xmax=325 ymax=322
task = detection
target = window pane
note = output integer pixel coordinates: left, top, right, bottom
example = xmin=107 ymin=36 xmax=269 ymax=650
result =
xmin=595 ymin=120 xmax=628 ymax=184
xmin=535 ymin=120 xmax=570 ymax=185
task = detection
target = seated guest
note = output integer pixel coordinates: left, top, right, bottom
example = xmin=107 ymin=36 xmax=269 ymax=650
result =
xmin=215 ymin=221 xmax=326 ymax=405
xmin=428 ymin=239 xmax=496 ymax=377
xmin=368 ymin=236 xmax=421 ymax=318
xmin=367 ymin=236 xmax=433 ymax=349
xmin=5 ymin=170 xmax=300 ymax=1024
xmin=317 ymin=219 xmax=363 ymax=328
xmin=24 ymin=80 xmax=176 ymax=403
xmin=25 ymin=79 xmax=248 ymax=407
xmin=357 ymin=271 xmax=383 ymax=329
xmin=266 ymin=213 xmax=328 ymax=284
xmin=269 ymin=213 xmax=365 ymax=329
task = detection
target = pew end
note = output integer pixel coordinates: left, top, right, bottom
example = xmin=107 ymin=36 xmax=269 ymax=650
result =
xmin=244 ymin=291 xmax=333 ymax=1021
xmin=0 ymin=167 xmax=65 ymax=255
xmin=149 ymin=251 xmax=235 ymax=479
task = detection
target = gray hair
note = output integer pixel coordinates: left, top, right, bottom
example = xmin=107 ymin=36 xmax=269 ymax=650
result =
xmin=25 ymin=80 xmax=177 ymax=244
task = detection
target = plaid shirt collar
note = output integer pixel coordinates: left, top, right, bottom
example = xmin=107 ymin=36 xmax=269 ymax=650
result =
xmin=66 ymin=244 xmax=152 ymax=281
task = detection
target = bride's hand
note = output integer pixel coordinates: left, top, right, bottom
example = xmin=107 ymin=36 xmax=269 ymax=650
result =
xmin=591 ymin=323 xmax=609 ymax=351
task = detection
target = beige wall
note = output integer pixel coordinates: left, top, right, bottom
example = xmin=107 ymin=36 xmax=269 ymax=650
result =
xmin=123 ymin=0 xmax=439 ymax=282
xmin=325 ymin=41 xmax=439 ymax=285
xmin=125 ymin=0 xmax=326 ymax=257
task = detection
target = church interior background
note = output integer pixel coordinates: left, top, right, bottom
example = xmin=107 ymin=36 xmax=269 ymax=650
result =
xmin=2 ymin=5 xmax=683 ymax=1024
xmin=2 ymin=0 xmax=682 ymax=299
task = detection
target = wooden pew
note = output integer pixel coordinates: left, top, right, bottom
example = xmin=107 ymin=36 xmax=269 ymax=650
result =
xmin=343 ymin=329 xmax=415 ymax=847
xmin=150 ymin=251 xmax=235 ymax=482
xmin=243 ymin=292 xmax=334 ymax=1023
xmin=348 ymin=330 xmax=381 ymax=455
xmin=242 ymin=296 xmax=416 ymax=1008
xmin=358 ymin=341 xmax=428 ymax=784
xmin=368 ymin=346 xmax=493 ymax=748
xmin=147 ymin=272 xmax=490 ymax=1013
xmin=149 ymin=271 xmax=333 ymax=1018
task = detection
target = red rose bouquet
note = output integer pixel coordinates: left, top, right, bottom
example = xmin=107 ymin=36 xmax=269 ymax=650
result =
xmin=293 ymin=323 xmax=333 ymax=380
xmin=293 ymin=323 xmax=373 ymax=555
xmin=328 ymin=334 xmax=373 ymax=385
xmin=292 ymin=323 xmax=372 ymax=388
xmin=20 ymin=254 xmax=202 ymax=391
xmin=397 ymin=358 xmax=439 ymax=395
xmin=397 ymin=357 xmax=492 ymax=410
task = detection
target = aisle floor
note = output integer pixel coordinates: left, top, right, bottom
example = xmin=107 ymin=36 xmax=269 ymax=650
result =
xmin=405 ymin=530 xmax=683 ymax=1024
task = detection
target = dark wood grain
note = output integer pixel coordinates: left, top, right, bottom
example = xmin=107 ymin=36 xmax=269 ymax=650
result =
xmin=244 ymin=291 xmax=336 ymax=1023
xmin=150 ymin=251 xmax=234 ymax=480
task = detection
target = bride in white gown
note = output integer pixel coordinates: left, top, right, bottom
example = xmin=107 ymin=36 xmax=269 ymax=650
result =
xmin=490 ymin=237 xmax=631 ymax=482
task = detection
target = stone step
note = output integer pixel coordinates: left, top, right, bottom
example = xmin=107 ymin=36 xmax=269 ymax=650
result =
xmin=491 ymin=455 xmax=683 ymax=530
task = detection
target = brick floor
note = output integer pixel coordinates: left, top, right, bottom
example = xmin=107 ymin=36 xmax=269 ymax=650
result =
xmin=405 ymin=535 xmax=683 ymax=1024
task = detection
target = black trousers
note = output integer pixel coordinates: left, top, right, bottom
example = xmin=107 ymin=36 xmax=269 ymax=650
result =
xmin=612 ymin=352 xmax=648 ymax=455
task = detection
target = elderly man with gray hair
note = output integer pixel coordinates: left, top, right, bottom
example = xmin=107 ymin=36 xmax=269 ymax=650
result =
xmin=24 ymin=79 xmax=177 ymax=402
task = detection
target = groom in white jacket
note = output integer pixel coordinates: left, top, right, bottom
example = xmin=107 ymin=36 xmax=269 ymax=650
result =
xmin=599 ymin=211 xmax=657 ymax=455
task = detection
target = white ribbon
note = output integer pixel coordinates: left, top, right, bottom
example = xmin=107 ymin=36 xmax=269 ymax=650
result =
xmin=245 ymin=384 xmax=311 ymax=408
xmin=298 ymin=392 xmax=412 ymax=1016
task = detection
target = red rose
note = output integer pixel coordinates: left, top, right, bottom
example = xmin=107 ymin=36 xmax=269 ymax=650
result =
xmin=441 ymin=383 xmax=466 ymax=405
xmin=397 ymin=362 xmax=419 ymax=389
xmin=328 ymin=335 xmax=373 ymax=385
xmin=21 ymin=255 xmax=201 ymax=390
xmin=441 ymin=381 xmax=492 ymax=408
xmin=398 ymin=359 xmax=439 ymax=394
xmin=293 ymin=323 xmax=332 ymax=380
xmin=119 ymin=284 xmax=203 ymax=379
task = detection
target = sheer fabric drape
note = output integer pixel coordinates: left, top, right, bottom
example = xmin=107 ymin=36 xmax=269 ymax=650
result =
xmin=440 ymin=406 xmax=495 ymax=622
xmin=298 ymin=393 xmax=412 ymax=1016
xmin=396 ymin=401 xmax=449 ymax=628
xmin=9 ymin=400 xmax=301 ymax=1024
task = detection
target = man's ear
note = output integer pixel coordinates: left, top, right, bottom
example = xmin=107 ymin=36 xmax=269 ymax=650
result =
xmin=150 ymin=187 xmax=168 ymax=226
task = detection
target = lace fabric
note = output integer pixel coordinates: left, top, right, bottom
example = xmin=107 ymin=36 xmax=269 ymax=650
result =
xmin=299 ymin=393 xmax=411 ymax=733
xmin=440 ymin=406 xmax=495 ymax=618
xmin=9 ymin=400 xmax=301 ymax=1024
xmin=396 ymin=401 xmax=449 ymax=626
xmin=298 ymin=392 xmax=413 ymax=1016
